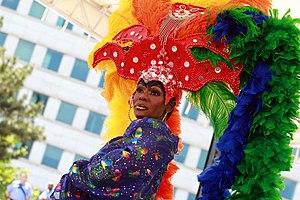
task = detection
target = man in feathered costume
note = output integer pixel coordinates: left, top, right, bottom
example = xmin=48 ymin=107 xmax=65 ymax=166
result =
xmin=52 ymin=0 xmax=300 ymax=199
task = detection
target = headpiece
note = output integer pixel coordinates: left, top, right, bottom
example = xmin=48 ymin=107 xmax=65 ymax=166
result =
xmin=92 ymin=3 xmax=242 ymax=104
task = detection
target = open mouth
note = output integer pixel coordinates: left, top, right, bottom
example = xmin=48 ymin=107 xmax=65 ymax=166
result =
xmin=135 ymin=104 xmax=147 ymax=110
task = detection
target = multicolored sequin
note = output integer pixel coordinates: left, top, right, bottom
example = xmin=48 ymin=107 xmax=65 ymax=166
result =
xmin=51 ymin=118 xmax=179 ymax=200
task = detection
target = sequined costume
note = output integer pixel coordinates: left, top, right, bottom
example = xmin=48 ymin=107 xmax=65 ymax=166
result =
xmin=51 ymin=118 xmax=179 ymax=200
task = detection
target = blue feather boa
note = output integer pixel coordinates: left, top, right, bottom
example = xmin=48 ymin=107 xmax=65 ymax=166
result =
xmin=197 ymin=62 xmax=272 ymax=199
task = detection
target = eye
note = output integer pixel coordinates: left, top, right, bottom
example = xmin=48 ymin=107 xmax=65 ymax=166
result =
xmin=150 ymin=90 xmax=160 ymax=96
xmin=136 ymin=87 xmax=143 ymax=93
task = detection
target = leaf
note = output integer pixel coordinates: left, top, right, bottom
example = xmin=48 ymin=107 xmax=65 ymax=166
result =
xmin=187 ymin=82 xmax=236 ymax=139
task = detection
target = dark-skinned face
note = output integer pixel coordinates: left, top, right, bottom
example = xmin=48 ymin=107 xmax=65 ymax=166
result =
xmin=132 ymin=80 xmax=167 ymax=120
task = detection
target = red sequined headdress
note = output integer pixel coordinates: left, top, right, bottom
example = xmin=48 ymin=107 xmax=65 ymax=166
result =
xmin=92 ymin=3 xmax=242 ymax=103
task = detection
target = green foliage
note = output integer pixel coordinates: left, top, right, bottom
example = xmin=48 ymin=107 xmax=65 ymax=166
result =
xmin=0 ymin=48 xmax=45 ymax=161
xmin=0 ymin=162 xmax=16 ymax=199
xmin=0 ymin=45 xmax=45 ymax=195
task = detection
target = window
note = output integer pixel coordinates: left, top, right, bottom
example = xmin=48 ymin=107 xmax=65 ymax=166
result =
xmin=28 ymin=1 xmax=45 ymax=19
xmin=56 ymin=17 xmax=73 ymax=30
xmin=14 ymin=39 xmax=35 ymax=62
xmin=85 ymin=111 xmax=106 ymax=134
xmin=280 ymin=179 xmax=296 ymax=200
xmin=41 ymin=145 xmax=63 ymax=169
xmin=187 ymin=193 xmax=196 ymax=200
xmin=182 ymin=100 xmax=199 ymax=121
xmin=42 ymin=49 xmax=63 ymax=71
xmin=174 ymin=143 xmax=189 ymax=163
xmin=98 ymin=71 xmax=106 ymax=88
xmin=14 ymin=141 xmax=33 ymax=159
xmin=30 ymin=92 xmax=48 ymax=114
xmin=56 ymin=101 xmax=77 ymax=125
xmin=0 ymin=32 xmax=7 ymax=46
xmin=174 ymin=187 xmax=177 ymax=196
xmin=70 ymin=59 xmax=89 ymax=81
xmin=74 ymin=154 xmax=88 ymax=162
xmin=1 ymin=0 xmax=19 ymax=10
xmin=197 ymin=149 xmax=208 ymax=170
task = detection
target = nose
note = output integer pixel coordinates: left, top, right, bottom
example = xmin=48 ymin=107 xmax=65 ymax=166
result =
xmin=139 ymin=91 xmax=148 ymax=101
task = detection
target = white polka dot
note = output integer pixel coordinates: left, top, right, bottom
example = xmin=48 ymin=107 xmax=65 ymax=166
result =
xmin=130 ymin=68 xmax=134 ymax=74
xmin=215 ymin=67 xmax=221 ymax=73
xmin=113 ymin=52 xmax=118 ymax=57
xmin=193 ymin=39 xmax=198 ymax=43
xmin=133 ymin=57 xmax=139 ymax=63
xmin=184 ymin=61 xmax=190 ymax=67
xmin=130 ymin=31 xmax=135 ymax=35
xmin=150 ymin=44 xmax=156 ymax=50
xmin=103 ymin=52 xmax=107 ymax=56
xmin=185 ymin=75 xmax=189 ymax=81
xmin=172 ymin=46 xmax=177 ymax=52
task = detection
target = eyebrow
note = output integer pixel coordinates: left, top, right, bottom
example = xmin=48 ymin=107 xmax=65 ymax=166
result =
xmin=138 ymin=81 xmax=165 ymax=92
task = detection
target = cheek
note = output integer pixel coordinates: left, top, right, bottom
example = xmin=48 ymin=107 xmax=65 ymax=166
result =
xmin=132 ymin=93 xmax=139 ymax=104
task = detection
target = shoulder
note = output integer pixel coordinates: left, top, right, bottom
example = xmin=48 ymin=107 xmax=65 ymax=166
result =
xmin=25 ymin=182 xmax=32 ymax=187
xmin=132 ymin=118 xmax=179 ymax=145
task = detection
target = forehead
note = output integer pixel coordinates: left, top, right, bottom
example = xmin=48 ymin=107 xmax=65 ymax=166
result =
xmin=138 ymin=80 xmax=165 ymax=92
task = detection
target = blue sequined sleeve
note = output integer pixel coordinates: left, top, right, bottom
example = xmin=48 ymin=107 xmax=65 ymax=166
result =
xmin=51 ymin=118 xmax=178 ymax=200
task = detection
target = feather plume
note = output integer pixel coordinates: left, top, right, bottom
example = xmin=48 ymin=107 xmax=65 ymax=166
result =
xmin=187 ymin=82 xmax=236 ymax=139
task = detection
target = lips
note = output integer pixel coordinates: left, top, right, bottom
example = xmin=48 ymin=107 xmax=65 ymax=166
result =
xmin=135 ymin=104 xmax=147 ymax=110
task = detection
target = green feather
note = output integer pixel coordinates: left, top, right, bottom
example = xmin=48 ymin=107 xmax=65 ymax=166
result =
xmin=186 ymin=82 xmax=236 ymax=140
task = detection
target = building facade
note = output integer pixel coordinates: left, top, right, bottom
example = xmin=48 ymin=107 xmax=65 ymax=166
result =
xmin=0 ymin=1 xmax=299 ymax=199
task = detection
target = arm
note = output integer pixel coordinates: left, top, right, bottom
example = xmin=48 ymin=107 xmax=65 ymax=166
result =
xmin=5 ymin=189 xmax=10 ymax=200
xmin=26 ymin=184 xmax=33 ymax=200
xmin=74 ymin=123 xmax=177 ymax=186
xmin=5 ymin=182 xmax=12 ymax=200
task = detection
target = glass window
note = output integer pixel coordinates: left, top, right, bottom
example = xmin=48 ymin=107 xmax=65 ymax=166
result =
xmin=197 ymin=149 xmax=208 ymax=170
xmin=30 ymin=92 xmax=48 ymax=115
xmin=1 ymin=0 xmax=19 ymax=10
xmin=56 ymin=101 xmax=77 ymax=125
xmin=41 ymin=145 xmax=63 ymax=169
xmin=56 ymin=17 xmax=73 ymax=30
xmin=85 ymin=111 xmax=106 ymax=134
xmin=280 ymin=179 xmax=296 ymax=200
xmin=0 ymin=32 xmax=7 ymax=46
xmin=42 ymin=49 xmax=63 ymax=71
xmin=187 ymin=193 xmax=196 ymax=200
xmin=14 ymin=141 xmax=33 ymax=159
xmin=98 ymin=71 xmax=106 ymax=88
xmin=14 ymin=39 xmax=35 ymax=62
xmin=174 ymin=143 xmax=189 ymax=163
xmin=74 ymin=154 xmax=88 ymax=162
xmin=28 ymin=1 xmax=45 ymax=19
xmin=70 ymin=59 xmax=89 ymax=81
xmin=182 ymin=100 xmax=199 ymax=121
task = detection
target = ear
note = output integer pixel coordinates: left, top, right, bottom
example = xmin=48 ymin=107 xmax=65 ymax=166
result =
xmin=165 ymin=98 xmax=176 ymax=113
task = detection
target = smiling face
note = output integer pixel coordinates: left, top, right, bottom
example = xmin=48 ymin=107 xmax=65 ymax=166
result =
xmin=132 ymin=80 xmax=169 ymax=120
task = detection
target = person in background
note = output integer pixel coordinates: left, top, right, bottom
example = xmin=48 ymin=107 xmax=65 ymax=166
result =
xmin=38 ymin=182 xmax=54 ymax=200
xmin=6 ymin=172 xmax=33 ymax=200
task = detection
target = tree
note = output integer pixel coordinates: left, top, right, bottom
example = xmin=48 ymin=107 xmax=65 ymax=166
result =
xmin=0 ymin=17 xmax=44 ymax=197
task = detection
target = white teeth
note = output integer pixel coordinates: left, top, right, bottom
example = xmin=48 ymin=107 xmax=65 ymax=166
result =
xmin=136 ymin=106 xmax=146 ymax=110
